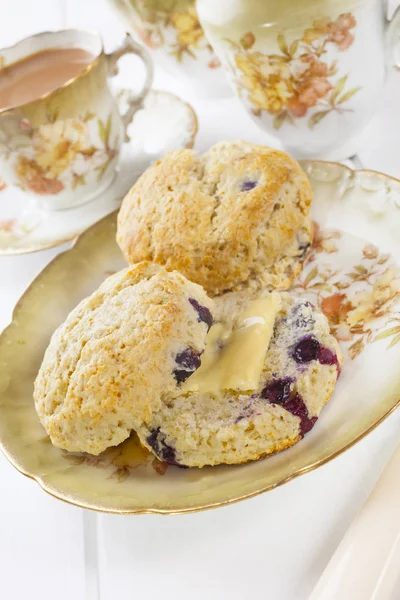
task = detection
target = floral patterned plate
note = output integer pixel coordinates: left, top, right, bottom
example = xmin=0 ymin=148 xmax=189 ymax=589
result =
xmin=1 ymin=161 xmax=400 ymax=514
xmin=0 ymin=90 xmax=197 ymax=255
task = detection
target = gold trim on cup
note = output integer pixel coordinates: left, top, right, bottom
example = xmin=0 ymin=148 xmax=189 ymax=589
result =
xmin=0 ymin=29 xmax=104 ymax=115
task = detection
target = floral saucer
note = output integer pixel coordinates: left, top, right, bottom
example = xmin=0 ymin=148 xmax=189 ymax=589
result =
xmin=0 ymin=90 xmax=197 ymax=255
xmin=1 ymin=161 xmax=400 ymax=514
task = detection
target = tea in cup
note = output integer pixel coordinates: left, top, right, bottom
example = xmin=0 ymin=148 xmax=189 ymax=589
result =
xmin=0 ymin=29 xmax=153 ymax=210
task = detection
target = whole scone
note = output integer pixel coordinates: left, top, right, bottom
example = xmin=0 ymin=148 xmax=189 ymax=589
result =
xmin=136 ymin=292 xmax=342 ymax=468
xmin=117 ymin=140 xmax=313 ymax=296
xmin=34 ymin=262 xmax=214 ymax=455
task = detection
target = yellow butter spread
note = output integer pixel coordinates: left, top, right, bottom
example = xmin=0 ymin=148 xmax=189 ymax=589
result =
xmin=183 ymin=294 xmax=280 ymax=394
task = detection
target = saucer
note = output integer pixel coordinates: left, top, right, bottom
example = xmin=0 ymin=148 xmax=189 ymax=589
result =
xmin=0 ymin=90 xmax=197 ymax=255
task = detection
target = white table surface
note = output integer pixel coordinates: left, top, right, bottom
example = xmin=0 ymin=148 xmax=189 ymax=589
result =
xmin=2 ymin=2 xmax=400 ymax=599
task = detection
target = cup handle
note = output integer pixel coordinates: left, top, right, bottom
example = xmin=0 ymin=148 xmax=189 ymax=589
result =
xmin=386 ymin=5 xmax=400 ymax=69
xmin=106 ymin=34 xmax=154 ymax=139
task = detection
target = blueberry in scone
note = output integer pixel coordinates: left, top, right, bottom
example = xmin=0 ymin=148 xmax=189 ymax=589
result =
xmin=136 ymin=292 xmax=342 ymax=467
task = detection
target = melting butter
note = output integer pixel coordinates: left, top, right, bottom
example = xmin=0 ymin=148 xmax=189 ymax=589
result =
xmin=182 ymin=294 xmax=280 ymax=394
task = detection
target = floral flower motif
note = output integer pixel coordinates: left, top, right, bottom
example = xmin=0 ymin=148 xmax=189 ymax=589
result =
xmin=136 ymin=28 xmax=162 ymax=49
xmin=62 ymin=433 xmax=168 ymax=482
xmin=0 ymin=212 xmax=42 ymax=245
xmin=302 ymin=14 xmax=356 ymax=50
xmin=292 ymin=235 xmax=400 ymax=360
xmin=0 ymin=219 xmax=16 ymax=233
xmin=31 ymin=120 xmax=88 ymax=178
xmin=363 ymin=244 xmax=379 ymax=259
xmin=126 ymin=0 xmax=218 ymax=66
xmin=227 ymin=12 xmax=361 ymax=129
xmin=15 ymin=156 xmax=64 ymax=195
xmin=0 ymin=110 xmax=117 ymax=195
xmin=327 ymin=14 xmax=356 ymax=50
xmin=235 ymin=52 xmax=294 ymax=115
xmin=171 ymin=6 xmax=203 ymax=52
xmin=321 ymin=293 xmax=353 ymax=325
xmin=347 ymin=268 xmax=400 ymax=328
xmin=311 ymin=222 xmax=340 ymax=254
xmin=208 ymin=56 xmax=221 ymax=69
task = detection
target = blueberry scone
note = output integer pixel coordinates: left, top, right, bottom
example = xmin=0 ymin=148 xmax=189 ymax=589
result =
xmin=34 ymin=262 xmax=214 ymax=455
xmin=117 ymin=140 xmax=313 ymax=296
xmin=136 ymin=292 xmax=342 ymax=467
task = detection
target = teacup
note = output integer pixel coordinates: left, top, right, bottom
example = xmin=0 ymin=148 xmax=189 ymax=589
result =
xmin=197 ymin=0 xmax=400 ymax=160
xmin=0 ymin=29 xmax=153 ymax=210
xmin=107 ymin=0 xmax=231 ymax=98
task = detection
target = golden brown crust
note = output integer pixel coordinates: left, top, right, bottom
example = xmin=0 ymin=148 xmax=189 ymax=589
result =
xmin=34 ymin=262 xmax=214 ymax=455
xmin=117 ymin=141 xmax=312 ymax=296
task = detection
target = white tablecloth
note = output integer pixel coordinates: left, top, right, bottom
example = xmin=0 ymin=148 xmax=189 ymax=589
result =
xmin=2 ymin=1 xmax=400 ymax=598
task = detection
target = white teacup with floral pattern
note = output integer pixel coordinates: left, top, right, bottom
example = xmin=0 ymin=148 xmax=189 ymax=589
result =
xmin=108 ymin=0 xmax=231 ymax=98
xmin=0 ymin=29 xmax=153 ymax=210
xmin=197 ymin=0 xmax=400 ymax=160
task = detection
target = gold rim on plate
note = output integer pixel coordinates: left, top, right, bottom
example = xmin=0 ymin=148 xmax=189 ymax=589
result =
xmin=1 ymin=160 xmax=400 ymax=514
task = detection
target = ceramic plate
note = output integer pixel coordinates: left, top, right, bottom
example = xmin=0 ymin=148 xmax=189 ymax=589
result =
xmin=0 ymin=90 xmax=197 ymax=255
xmin=1 ymin=161 xmax=400 ymax=514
